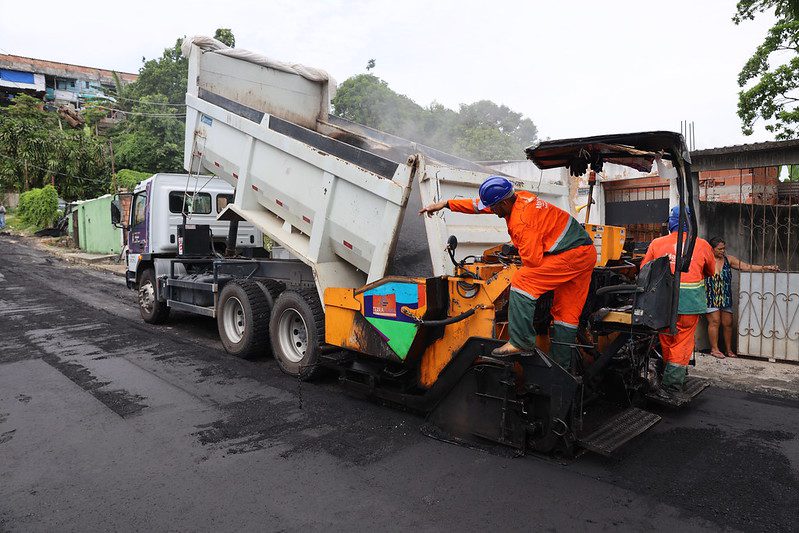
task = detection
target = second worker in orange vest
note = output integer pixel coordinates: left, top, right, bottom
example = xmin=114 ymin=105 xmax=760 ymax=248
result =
xmin=420 ymin=176 xmax=596 ymax=367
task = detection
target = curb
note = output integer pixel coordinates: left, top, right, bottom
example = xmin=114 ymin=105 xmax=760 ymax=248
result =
xmin=16 ymin=234 xmax=128 ymax=278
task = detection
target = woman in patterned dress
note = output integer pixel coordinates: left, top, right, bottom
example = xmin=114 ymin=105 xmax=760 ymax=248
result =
xmin=705 ymin=237 xmax=780 ymax=359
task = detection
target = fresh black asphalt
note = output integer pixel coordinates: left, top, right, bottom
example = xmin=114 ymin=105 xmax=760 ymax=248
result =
xmin=0 ymin=235 xmax=797 ymax=531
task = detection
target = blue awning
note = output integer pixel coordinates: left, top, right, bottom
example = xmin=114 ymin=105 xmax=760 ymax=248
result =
xmin=0 ymin=69 xmax=35 ymax=84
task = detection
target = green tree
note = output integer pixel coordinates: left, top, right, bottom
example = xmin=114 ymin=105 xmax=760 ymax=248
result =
xmin=0 ymin=94 xmax=109 ymax=200
xmin=735 ymin=0 xmax=799 ymax=138
xmin=121 ymin=38 xmax=188 ymax=106
xmin=214 ymin=28 xmax=236 ymax=48
xmin=17 ymin=184 xmax=59 ymax=229
xmin=456 ymin=100 xmax=538 ymax=160
xmin=0 ymin=94 xmax=58 ymax=191
xmin=332 ymin=74 xmax=421 ymax=133
xmin=109 ymin=29 xmax=236 ymax=173
xmin=113 ymin=95 xmax=185 ymax=173
xmin=115 ymin=168 xmax=151 ymax=191
xmin=82 ymin=100 xmax=108 ymax=133
xmin=331 ymin=74 xmax=537 ymax=160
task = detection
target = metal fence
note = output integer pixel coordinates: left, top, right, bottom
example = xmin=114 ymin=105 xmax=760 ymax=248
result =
xmin=735 ymin=195 xmax=799 ymax=362
xmin=696 ymin=169 xmax=799 ymax=362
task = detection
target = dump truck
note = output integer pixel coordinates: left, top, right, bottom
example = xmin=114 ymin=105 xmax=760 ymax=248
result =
xmin=115 ymin=36 xmax=707 ymax=456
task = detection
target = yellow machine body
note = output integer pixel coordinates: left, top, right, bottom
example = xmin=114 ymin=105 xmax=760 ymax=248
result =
xmin=323 ymin=226 xmax=627 ymax=391
xmin=324 ymin=249 xmax=517 ymax=389
xmin=584 ymin=224 xmax=626 ymax=267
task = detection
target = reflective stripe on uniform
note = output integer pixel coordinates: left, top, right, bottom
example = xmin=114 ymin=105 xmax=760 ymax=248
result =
xmin=510 ymin=286 xmax=537 ymax=302
xmin=548 ymin=219 xmax=571 ymax=252
xmin=553 ymin=320 xmax=578 ymax=329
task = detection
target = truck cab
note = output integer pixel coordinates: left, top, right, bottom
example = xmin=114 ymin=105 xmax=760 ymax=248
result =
xmin=114 ymin=173 xmax=263 ymax=290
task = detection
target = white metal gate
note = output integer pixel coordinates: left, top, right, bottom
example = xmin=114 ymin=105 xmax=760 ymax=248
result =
xmin=735 ymin=180 xmax=799 ymax=361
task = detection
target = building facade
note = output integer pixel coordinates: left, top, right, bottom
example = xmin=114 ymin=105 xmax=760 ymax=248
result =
xmin=0 ymin=53 xmax=137 ymax=108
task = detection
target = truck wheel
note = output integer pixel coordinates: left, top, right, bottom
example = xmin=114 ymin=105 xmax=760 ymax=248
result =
xmin=217 ymin=280 xmax=271 ymax=358
xmin=270 ymin=289 xmax=324 ymax=380
xmin=138 ymin=268 xmax=170 ymax=324
xmin=254 ymin=279 xmax=285 ymax=309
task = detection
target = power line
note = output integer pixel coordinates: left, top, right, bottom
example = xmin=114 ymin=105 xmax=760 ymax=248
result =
xmin=94 ymin=105 xmax=185 ymax=118
xmin=0 ymin=152 xmax=111 ymax=186
xmin=100 ymin=94 xmax=186 ymax=107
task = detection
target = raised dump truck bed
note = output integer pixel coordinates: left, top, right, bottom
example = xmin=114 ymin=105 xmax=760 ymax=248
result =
xmin=181 ymin=36 xmax=569 ymax=297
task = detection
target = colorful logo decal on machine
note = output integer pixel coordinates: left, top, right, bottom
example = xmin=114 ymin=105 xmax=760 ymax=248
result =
xmin=362 ymin=282 xmax=426 ymax=360
xmin=372 ymin=294 xmax=397 ymax=318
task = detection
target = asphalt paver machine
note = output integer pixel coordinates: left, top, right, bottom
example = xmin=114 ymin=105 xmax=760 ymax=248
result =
xmin=125 ymin=37 xmax=708 ymax=456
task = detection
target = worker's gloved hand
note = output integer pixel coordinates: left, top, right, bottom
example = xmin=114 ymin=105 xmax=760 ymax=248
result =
xmin=501 ymin=243 xmax=519 ymax=256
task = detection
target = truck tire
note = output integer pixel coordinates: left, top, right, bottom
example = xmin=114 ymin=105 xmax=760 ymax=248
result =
xmin=269 ymin=289 xmax=325 ymax=380
xmin=138 ymin=268 xmax=170 ymax=324
xmin=254 ymin=279 xmax=285 ymax=309
xmin=217 ymin=280 xmax=271 ymax=358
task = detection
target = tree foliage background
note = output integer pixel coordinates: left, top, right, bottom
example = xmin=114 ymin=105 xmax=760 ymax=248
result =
xmin=735 ymin=0 xmax=799 ymax=139
xmin=0 ymin=94 xmax=109 ymax=201
xmin=111 ymin=38 xmax=190 ymax=174
xmin=332 ymin=74 xmax=537 ymax=160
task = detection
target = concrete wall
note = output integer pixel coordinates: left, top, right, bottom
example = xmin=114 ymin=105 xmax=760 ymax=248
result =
xmin=68 ymin=195 xmax=122 ymax=254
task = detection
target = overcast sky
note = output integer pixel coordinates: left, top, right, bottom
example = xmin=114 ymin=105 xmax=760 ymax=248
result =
xmin=0 ymin=0 xmax=777 ymax=150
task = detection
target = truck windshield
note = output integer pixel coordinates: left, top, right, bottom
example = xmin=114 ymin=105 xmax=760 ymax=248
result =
xmin=169 ymin=191 xmax=212 ymax=215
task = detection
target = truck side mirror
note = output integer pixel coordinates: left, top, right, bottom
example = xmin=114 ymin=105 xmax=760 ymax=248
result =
xmin=111 ymin=199 xmax=122 ymax=225
xmin=111 ymin=193 xmax=131 ymax=229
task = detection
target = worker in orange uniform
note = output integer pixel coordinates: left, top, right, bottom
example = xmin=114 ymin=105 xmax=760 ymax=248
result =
xmin=642 ymin=206 xmax=715 ymax=394
xmin=419 ymin=176 xmax=596 ymax=367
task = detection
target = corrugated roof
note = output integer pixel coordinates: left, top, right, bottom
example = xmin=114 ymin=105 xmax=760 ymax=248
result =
xmin=691 ymin=138 xmax=799 ymax=156
xmin=0 ymin=54 xmax=137 ymax=84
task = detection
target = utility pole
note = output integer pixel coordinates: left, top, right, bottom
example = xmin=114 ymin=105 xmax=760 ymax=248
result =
xmin=109 ymin=140 xmax=116 ymax=192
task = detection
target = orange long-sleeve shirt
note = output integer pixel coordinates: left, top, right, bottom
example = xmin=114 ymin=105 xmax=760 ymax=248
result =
xmin=448 ymin=191 xmax=591 ymax=268
xmin=642 ymin=231 xmax=715 ymax=314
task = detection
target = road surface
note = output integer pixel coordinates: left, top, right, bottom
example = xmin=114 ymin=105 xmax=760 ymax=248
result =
xmin=0 ymin=235 xmax=797 ymax=531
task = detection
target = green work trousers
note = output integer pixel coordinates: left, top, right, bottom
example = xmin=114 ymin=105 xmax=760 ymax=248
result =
xmin=508 ymin=290 xmax=577 ymax=368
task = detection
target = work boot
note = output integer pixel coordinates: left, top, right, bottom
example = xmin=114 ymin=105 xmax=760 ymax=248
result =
xmin=649 ymin=381 xmax=674 ymax=401
xmin=491 ymin=342 xmax=523 ymax=357
xmin=661 ymin=363 xmax=687 ymax=392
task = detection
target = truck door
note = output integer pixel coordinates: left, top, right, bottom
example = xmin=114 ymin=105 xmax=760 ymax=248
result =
xmin=129 ymin=191 xmax=148 ymax=254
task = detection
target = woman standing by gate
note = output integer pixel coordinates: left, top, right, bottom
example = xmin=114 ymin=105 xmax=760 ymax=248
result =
xmin=705 ymin=236 xmax=780 ymax=359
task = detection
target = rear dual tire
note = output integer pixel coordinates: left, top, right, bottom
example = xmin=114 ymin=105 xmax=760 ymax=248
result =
xmin=217 ymin=280 xmax=275 ymax=358
xmin=269 ymin=289 xmax=325 ymax=381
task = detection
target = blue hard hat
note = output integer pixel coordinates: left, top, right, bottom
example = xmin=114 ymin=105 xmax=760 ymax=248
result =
xmin=668 ymin=205 xmax=691 ymax=232
xmin=478 ymin=176 xmax=514 ymax=209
